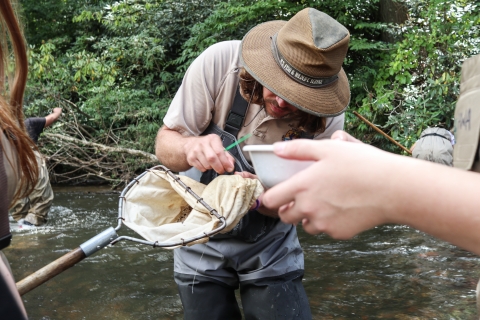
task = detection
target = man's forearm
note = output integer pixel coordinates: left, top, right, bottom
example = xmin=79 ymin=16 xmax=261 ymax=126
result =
xmin=155 ymin=126 xmax=192 ymax=172
xmin=44 ymin=108 xmax=62 ymax=127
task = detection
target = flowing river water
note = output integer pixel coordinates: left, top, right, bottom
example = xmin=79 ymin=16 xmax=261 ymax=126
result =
xmin=3 ymin=186 xmax=480 ymax=319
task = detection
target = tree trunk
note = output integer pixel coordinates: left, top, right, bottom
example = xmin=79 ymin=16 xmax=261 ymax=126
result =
xmin=379 ymin=0 xmax=408 ymax=43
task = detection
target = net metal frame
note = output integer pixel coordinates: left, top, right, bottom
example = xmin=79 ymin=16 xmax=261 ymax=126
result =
xmin=111 ymin=165 xmax=226 ymax=247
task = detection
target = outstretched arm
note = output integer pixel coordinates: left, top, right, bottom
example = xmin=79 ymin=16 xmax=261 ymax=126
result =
xmin=261 ymin=132 xmax=480 ymax=255
xmin=155 ymin=125 xmax=235 ymax=173
xmin=44 ymin=108 xmax=62 ymax=127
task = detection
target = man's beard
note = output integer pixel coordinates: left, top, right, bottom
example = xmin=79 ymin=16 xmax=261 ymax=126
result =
xmin=264 ymin=99 xmax=299 ymax=119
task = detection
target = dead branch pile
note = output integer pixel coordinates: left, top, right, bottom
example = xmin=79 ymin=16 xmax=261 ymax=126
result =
xmin=40 ymin=132 xmax=159 ymax=189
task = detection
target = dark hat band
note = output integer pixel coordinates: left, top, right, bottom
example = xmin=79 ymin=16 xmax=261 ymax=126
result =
xmin=271 ymin=34 xmax=338 ymax=88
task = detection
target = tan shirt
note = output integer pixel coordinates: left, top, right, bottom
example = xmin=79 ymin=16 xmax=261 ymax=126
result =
xmin=163 ymin=40 xmax=344 ymax=160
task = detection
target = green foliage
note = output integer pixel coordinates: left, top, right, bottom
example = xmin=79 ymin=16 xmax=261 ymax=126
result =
xmin=20 ymin=0 xmax=73 ymax=47
xmin=355 ymin=0 xmax=479 ymax=152
xmin=21 ymin=0 xmax=480 ymax=185
xmin=175 ymin=0 xmax=281 ymax=70
xmin=20 ymin=0 xmax=110 ymax=51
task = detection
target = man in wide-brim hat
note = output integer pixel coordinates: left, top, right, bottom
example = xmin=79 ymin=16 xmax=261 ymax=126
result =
xmin=155 ymin=7 xmax=350 ymax=319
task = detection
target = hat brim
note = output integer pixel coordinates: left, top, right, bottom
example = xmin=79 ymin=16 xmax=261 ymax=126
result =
xmin=240 ymin=20 xmax=350 ymax=117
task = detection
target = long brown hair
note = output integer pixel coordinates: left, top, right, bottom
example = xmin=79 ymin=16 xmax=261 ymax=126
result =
xmin=0 ymin=0 xmax=38 ymax=204
xmin=238 ymin=68 xmax=327 ymax=135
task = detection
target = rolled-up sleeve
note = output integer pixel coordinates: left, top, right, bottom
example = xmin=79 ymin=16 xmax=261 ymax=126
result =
xmin=162 ymin=41 xmax=241 ymax=136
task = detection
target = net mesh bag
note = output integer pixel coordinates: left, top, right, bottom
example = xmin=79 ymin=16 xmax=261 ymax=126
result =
xmin=121 ymin=169 xmax=263 ymax=249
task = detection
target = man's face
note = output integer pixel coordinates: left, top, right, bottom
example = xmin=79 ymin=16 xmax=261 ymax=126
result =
xmin=263 ymin=87 xmax=298 ymax=118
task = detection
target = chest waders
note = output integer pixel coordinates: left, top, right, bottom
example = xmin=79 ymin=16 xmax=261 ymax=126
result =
xmin=175 ymin=87 xmax=312 ymax=320
xmin=181 ymin=86 xmax=278 ymax=243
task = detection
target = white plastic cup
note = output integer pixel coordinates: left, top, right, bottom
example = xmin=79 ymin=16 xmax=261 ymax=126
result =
xmin=243 ymin=145 xmax=314 ymax=188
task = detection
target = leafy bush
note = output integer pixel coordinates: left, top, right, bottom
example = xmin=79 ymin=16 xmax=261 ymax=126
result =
xmin=21 ymin=0 xmax=480 ymax=184
xmin=354 ymin=0 xmax=479 ymax=152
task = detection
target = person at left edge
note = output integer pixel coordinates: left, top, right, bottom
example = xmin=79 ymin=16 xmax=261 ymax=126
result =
xmin=155 ymin=8 xmax=350 ymax=320
xmin=10 ymin=107 xmax=61 ymax=226
xmin=0 ymin=0 xmax=39 ymax=318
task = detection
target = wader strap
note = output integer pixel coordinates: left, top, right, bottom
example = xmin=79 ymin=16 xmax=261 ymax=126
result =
xmin=421 ymin=133 xmax=450 ymax=141
xmin=224 ymin=86 xmax=249 ymax=137
xmin=181 ymin=88 xmax=278 ymax=242
xmin=188 ymin=122 xmax=254 ymax=185
xmin=0 ymin=145 xmax=12 ymax=250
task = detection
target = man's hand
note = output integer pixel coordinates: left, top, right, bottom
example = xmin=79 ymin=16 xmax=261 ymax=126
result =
xmin=156 ymin=126 xmax=236 ymax=173
xmin=182 ymin=134 xmax=235 ymax=173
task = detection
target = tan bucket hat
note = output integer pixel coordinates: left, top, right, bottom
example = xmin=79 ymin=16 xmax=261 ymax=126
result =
xmin=240 ymin=8 xmax=351 ymax=117
xmin=453 ymin=54 xmax=480 ymax=171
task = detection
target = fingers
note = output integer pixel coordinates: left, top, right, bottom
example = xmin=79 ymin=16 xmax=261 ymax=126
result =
xmin=277 ymin=201 xmax=299 ymax=223
xmin=234 ymin=171 xmax=258 ymax=180
xmin=300 ymin=218 xmax=320 ymax=235
xmin=262 ymin=177 xmax=298 ymax=210
xmin=278 ymin=200 xmax=315 ymax=234
xmin=271 ymin=131 xmax=363 ymax=163
xmin=186 ymin=135 xmax=235 ymax=173
xmin=279 ymin=203 xmax=328 ymax=236
xmin=330 ymin=130 xmax=363 ymax=143
xmin=272 ymin=140 xmax=322 ymax=161
xmin=263 ymin=141 xmax=325 ymax=209
xmin=202 ymin=141 xmax=234 ymax=173
xmin=278 ymin=202 xmax=321 ymax=235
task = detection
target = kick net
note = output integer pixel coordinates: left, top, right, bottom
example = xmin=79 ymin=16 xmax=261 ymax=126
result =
xmin=112 ymin=165 xmax=263 ymax=249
